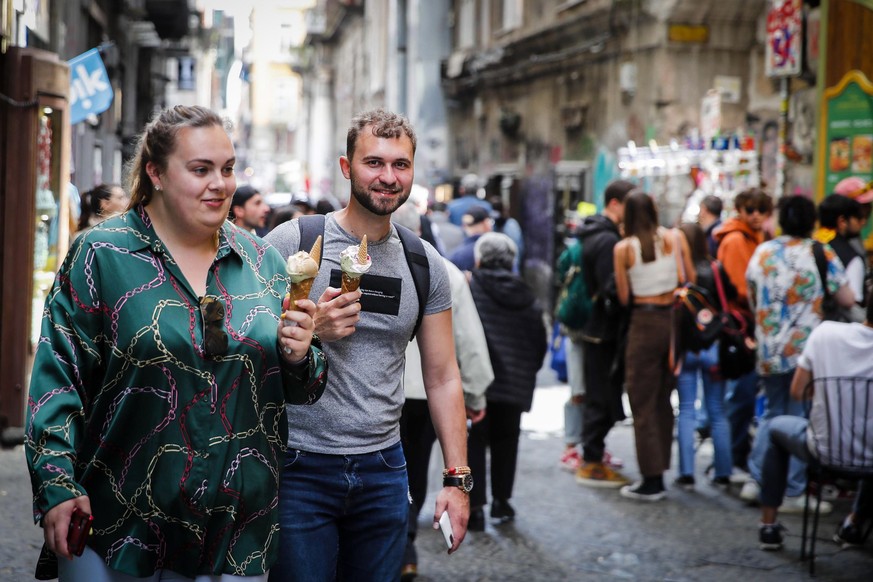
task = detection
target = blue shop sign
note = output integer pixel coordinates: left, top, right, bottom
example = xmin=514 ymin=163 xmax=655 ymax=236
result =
xmin=68 ymin=48 xmax=114 ymax=125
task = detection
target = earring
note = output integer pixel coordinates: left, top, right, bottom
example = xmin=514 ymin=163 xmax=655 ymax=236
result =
xmin=154 ymin=184 xmax=162 ymax=191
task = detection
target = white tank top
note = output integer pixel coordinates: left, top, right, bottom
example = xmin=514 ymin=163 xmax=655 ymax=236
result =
xmin=627 ymin=228 xmax=679 ymax=297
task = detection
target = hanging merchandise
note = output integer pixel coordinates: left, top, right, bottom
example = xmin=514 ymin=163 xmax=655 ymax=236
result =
xmin=617 ymin=137 xmax=760 ymax=225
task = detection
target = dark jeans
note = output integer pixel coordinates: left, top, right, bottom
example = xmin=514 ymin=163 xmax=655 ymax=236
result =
xmin=726 ymin=370 xmax=759 ymax=469
xmin=581 ymin=339 xmax=625 ymax=463
xmin=269 ymin=443 xmax=409 ymax=582
xmin=468 ymin=400 xmax=523 ymax=508
xmin=399 ymin=399 xmax=436 ymax=561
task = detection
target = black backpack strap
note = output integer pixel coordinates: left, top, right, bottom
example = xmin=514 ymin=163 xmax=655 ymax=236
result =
xmin=812 ymin=241 xmax=830 ymax=299
xmin=298 ymin=214 xmax=326 ymax=267
xmin=394 ymin=223 xmax=430 ymax=341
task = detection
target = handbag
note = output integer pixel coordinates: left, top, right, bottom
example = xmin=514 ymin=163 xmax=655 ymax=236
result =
xmin=713 ymin=264 xmax=757 ymax=379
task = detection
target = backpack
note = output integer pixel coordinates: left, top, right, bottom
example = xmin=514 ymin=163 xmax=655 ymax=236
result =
xmin=673 ymin=275 xmax=722 ymax=354
xmin=554 ymin=240 xmax=593 ymax=335
xmin=298 ymin=214 xmax=430 ymax=341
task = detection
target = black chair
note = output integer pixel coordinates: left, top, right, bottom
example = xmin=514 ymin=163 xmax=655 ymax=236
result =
xmin=800 ymin=376 xmax=873 ymax=576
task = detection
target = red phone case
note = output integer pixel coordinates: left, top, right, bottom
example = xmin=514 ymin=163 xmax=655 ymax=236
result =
xmin=67 ymin=508 xmax=93 ymax=557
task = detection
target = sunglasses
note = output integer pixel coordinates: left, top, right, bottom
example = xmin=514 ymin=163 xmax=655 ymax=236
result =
xmin=743 ymin=206 xmax=769 ymax=215
xmin=200 ymin=295 xmax=228 ymax=357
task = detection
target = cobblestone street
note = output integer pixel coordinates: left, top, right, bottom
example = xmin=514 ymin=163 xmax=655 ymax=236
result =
xmin=3 ymin=380 xmax=872 ymax=581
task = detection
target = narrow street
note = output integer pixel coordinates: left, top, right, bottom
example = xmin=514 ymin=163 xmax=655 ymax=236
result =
xmin=3 ymin=375 xmax=872 ymax=581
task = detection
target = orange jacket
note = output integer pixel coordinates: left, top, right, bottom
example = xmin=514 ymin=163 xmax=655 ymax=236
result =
xmin=715 ymin=218 xmax=764 ymax=307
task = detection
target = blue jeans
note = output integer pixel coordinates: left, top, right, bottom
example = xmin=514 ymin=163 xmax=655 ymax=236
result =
xmin=748 ymin=371 xmax=808 ymax=497
xmin=725 ymin=370 xmax=759 ymax=469
xmin=269 ymin=442 xmax=409 ymax=582
xmin=564 ymin=339 xmax=585 ymax=446
xmin=760 ymin=415 xmax=813 ymax=508
xmin=58 ymin=546 xmax=268 ymax=581
xmin=676 ymin=343 xmax=732 ymax=478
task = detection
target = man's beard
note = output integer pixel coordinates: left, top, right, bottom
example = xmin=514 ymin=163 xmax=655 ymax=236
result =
xmin=350 ymin=174 xmax=410 ymax=216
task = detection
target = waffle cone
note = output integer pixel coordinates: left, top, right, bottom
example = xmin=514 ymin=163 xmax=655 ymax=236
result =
xmin=341 ymin=272 xmax=362 ymax=293
xmin=288 ymin=278 xmax=315 ymax=309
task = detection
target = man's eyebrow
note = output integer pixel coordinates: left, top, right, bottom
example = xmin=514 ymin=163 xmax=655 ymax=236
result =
xmin=361 ymin=155 xmax=411 ymax=164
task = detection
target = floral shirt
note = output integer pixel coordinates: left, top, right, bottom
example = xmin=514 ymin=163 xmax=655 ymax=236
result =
xmin=746 ymin=236 xmax=846 ymax=376
xmin=25 ymin=206 xmax=327 ymax=578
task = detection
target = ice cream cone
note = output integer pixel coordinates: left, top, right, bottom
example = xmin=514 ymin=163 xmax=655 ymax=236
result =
xmin=339 ymin=235 xmax=370 ymax=293
xmin=288 ymin=278 xmax=315 ymax=309
xmin=341 ymin=272 xmax=362 ymax=293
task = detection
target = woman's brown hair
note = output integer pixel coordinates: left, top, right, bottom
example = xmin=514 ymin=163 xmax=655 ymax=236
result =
xmin=623 ymin=190 xmax=660 ymax=262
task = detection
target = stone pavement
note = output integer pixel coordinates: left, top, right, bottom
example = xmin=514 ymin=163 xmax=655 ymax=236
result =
xmin=3 ymin=381 xmax=872 ymax=581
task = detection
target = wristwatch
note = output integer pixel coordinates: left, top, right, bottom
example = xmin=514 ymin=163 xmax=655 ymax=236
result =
xmin=443 ymin=473 xmax=474 ymax=493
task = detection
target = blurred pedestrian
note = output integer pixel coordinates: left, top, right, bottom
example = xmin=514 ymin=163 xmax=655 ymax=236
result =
xmin=574 ymin=179 xmax=635 ymax=489
xmin=697 ymin=194 xmax=723 ymax=258
xmin=675 ymin=223 xmax=735 ymax=490
xmin=816 ymin=194 xmax=866 ymax=314
xmin=450 ymin=205 xmax=493 ymax=272
xmin=469 ymin=233 xmax=547 ymax=524
xmin=230 ymin=184 xmax=270 ymax=233
xmin=714 ymin=188 xmax=772 ymax=473
xmin=447 ymin=173 xmax=492 ymax=226
xmin=25 ymin=105 xmax=327 ymax=580
xmin=392 ymin=201 xmax=491 ymax=579
xmin=742 ymin=195 xmax=853 ymax=513
xmin=429 ymin=201 xmax=465 ymax=256
xmin=756 ymin=300 xmax=873 ymax=550
xmin=614 ymin=191 xmax=695 ymax=501
xmin=76 ymin=183 xmax=128 ymax=233
xmin=488 ymin=195 xmax=524 ymax=272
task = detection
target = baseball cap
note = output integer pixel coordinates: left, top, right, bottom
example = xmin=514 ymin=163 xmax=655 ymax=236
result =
xmin=462 ymin=206 xmax=491 ymax=226
xmin=834 ymin=176 xmax=873 ymax=204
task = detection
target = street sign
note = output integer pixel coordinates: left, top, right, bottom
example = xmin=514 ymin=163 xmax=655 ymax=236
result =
xmin=68 ymin=48 xmax=114 ymax=125
xmin=765 ymin=0 xmax=802 ymax=78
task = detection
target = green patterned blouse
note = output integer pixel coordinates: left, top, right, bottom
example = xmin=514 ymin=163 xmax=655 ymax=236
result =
xmin=25 ymin=206 xmax=327 ymax=578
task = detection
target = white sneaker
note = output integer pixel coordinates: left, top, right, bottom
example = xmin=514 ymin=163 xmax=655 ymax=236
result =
xmin=779 ymin=495 xmax=833 ymax=515
xmin=740 ymin=480 xmax=760 ymax=503
xmin=730 ymin=468 xmax=752 ymax=485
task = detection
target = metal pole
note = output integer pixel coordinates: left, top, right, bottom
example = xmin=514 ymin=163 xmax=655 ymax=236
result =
xmin=775 ymin=76 xmax=789 ymax=199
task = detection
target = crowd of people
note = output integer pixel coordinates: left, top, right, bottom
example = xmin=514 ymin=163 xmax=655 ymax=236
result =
xmin=556 ymin=177 xmax=873 ymax=555
xmin=24 ymin=100 xmax=873 ymax=582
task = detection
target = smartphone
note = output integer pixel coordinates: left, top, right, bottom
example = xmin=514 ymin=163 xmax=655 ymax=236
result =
xmin=67 ymin=508 xmax=93 ymax=557
xmin=438 ymin=511 xmax=453 ymax=549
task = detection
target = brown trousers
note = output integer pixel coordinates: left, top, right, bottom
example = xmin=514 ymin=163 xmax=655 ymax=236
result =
xmin=624 ymin=307 xmax=675 ymax=478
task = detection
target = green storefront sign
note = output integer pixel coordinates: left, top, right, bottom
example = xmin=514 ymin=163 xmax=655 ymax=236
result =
xmin=820 ymin=70 xmax=873 ymax=194
xmin=818 ymin=70 xmax=873 ymax=247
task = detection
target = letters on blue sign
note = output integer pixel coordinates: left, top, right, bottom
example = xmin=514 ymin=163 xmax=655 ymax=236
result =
xmin=68 ymin=48 xmax=114 ymax=125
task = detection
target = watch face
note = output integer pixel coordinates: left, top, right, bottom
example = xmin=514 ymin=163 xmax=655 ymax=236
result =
xmin=462 ymin=473 xmax=474 ymax=493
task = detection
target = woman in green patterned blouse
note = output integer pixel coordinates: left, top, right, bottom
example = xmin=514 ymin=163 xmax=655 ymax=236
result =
xmin=25 ymin=105 xmax=328 ymax=581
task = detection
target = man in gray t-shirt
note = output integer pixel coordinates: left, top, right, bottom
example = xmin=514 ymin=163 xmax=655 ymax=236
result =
xmin=264 ymin=109 xmax=470 ymax=582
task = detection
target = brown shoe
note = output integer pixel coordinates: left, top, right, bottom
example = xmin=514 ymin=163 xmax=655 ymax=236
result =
xmin=575 ymin=461 xmax=629 ymax=488
xmin=400 ymin=563 xmax=418 ymax=581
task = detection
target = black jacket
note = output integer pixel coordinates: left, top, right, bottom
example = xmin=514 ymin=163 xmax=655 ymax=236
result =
xmin=470 ymin=268 xmax=548 ymax=412
xmin=577 ymin=214 xmax=626 ymax=342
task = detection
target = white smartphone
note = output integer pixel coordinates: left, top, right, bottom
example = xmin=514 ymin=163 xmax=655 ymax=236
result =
xmin=439 ymin=510 xmax=453 ymax=549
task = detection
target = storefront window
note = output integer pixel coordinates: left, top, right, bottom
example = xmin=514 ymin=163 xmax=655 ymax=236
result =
xmin=31 ymin=107 xmax=62 ymax=346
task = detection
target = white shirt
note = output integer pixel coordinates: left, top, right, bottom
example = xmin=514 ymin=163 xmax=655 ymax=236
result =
xmin=798 ymin=321 xmax=873 ymax=461
xmin=404 ymin=258 xmax=493 ymax=410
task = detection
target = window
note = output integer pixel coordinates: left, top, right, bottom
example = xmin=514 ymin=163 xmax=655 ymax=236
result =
xmin=458 ymin=0 xmax=475 ymax=49
xmin=501 ymin=0 xmax=522 ymax=31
